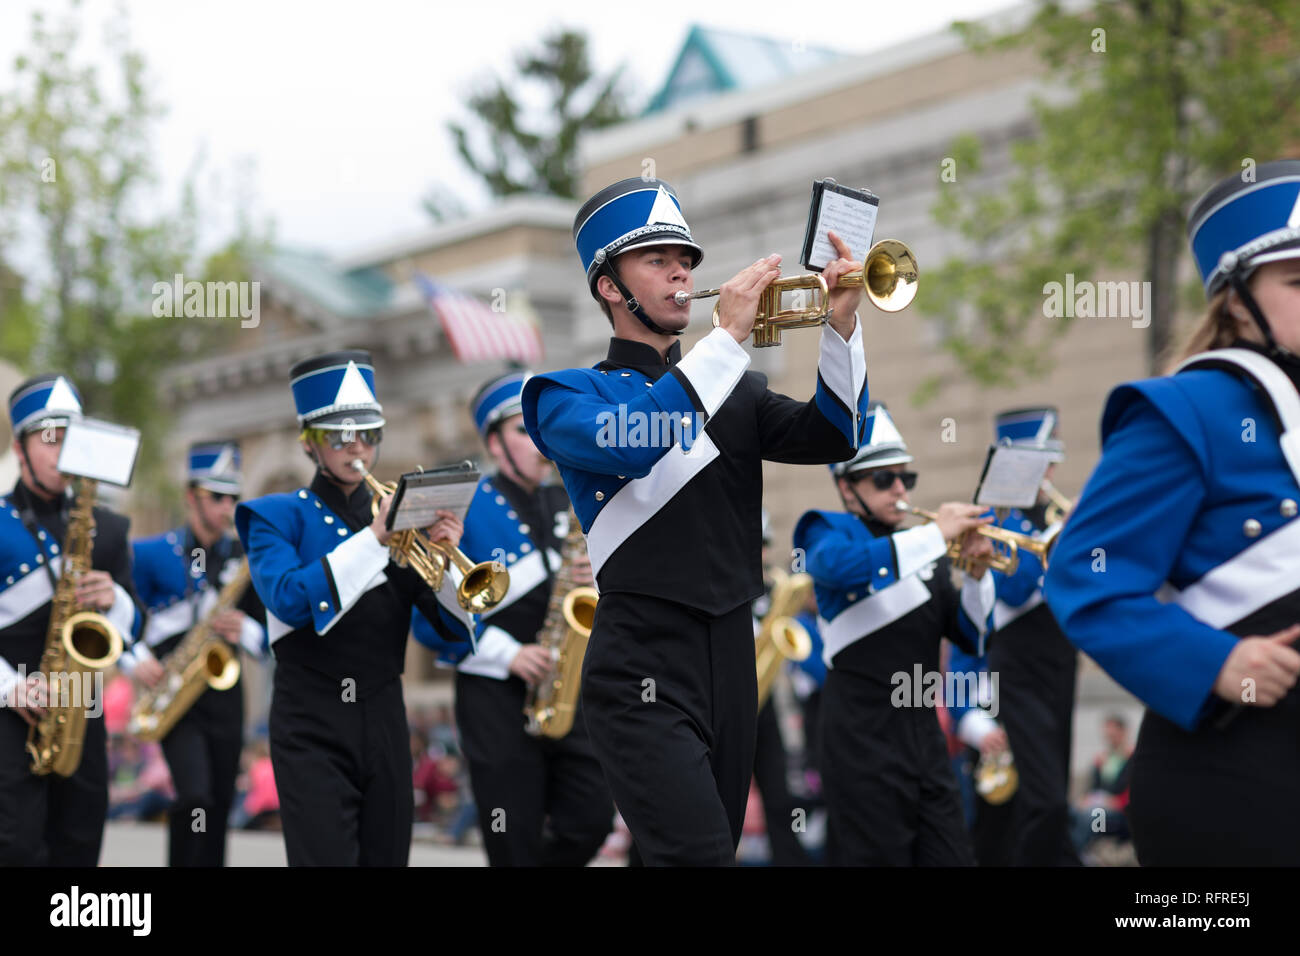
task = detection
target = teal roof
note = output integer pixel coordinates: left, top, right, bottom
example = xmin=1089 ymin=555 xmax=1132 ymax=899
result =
xmin=644 ymin=25 xmax=842 ymax=115
xmin=256 ymin=248 xmax=396 ymax=320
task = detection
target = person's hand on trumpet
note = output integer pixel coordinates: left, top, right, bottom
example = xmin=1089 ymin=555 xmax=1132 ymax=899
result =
xmin=715 ymin=253 xmax=782 ymax=345
xmin=823 ymin=230 xmax=863 ymax=341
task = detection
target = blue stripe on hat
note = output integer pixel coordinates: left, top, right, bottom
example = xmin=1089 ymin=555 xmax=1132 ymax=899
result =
xmin=188 ymin=441 xmax=242 ymax=492
xmin=574 ymin=184 xmax=697 ymax=280
xmin=472 ymin=373 xmax=528 ymax=437
xmin=290 ymin=359 xmax=381 ymax=424
xmin=8 ymin=376 xmax=83 ymax=435
xmin=1190 ymin=176 xmax=1300 ymax=292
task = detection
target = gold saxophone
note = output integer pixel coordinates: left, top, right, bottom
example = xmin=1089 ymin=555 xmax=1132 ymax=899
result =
xmin=127 ymin=559 xmax=248 ymax=743
xmin=523 ymin=507 xmax=598 ymax=739
xmin=26 ymin=478 xmax=123 ymax=777
xmin=756 ymin=569 xmax=814 ymax=710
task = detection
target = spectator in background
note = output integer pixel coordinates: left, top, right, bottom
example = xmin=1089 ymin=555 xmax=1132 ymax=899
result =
xmin=1071 ymin=714 xmax=1132 ymax=855
xmin=229 ymin=738 xmax=279 ymax=831
xmin=107 ymin=735 xmax=174 ymax=821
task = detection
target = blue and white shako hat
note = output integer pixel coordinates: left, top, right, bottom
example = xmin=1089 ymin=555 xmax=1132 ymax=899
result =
xmin=995 ymin=406 xmax=1063 ymax=463
xmin=573 ymin=178 xmax=703 ymax=293
xmin=8 ymin=374 xmax=83 ymax=437
xmin=188 ymin=440 xmax=242 ymax=494
xmin=831 ymin=402 xmax=912 ymax=477
xmin=471 ymin=370 xmax=529 ymax=440
xmin=1189 ymin=159 xmax=1300 ymax=298
xmin=289 ymin=349 xmax=385 ymax=430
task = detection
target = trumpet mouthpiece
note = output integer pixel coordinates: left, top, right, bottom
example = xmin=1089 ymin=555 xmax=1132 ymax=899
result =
xmin=894 ymin=501 xmax=910 ymax=512
xmin=351 ymin=459 xmax=366 ymax=474
xmin=673 ymin=290 xmax=691 ymax=306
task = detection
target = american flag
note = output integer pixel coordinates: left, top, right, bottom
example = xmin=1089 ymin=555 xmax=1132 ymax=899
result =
xmin=413 ymin=273 xmax=544 ymax=365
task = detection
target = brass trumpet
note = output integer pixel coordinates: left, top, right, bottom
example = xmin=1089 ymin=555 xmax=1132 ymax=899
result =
xmin=352 ymin=460 xmax=509 ymax=614
xmin=1041 ymin=479 xmax=1073 ymax=527
xmin=673 ymin=239 xmax=918 ymax=348
xmin=896 ymin=502 xmax=1020 ymax=575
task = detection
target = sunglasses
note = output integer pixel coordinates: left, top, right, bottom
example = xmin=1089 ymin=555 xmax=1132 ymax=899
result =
xmin=854 ymin=469 xmax=918 ymax=491
xmin=199 ymin=489 xmax=240 ymax=504
xmin=304 ymin=426 xmax=384 ymax=450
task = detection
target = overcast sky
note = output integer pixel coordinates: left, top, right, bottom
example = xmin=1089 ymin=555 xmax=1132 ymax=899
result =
xmin=0 ymin=0 xmax=1015 ymax=258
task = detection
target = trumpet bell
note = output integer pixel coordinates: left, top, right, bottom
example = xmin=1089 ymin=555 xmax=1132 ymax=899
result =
xmin=457 ymin=558 xmax=512 ymax=614
xmin=862 ymin=239 xmax=918 ymax=312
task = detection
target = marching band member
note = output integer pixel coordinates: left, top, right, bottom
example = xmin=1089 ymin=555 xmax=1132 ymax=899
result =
xmin=0 ymin=375 xmax=141 ymax=865
xmin=235 ymin=350 xmax=474 ymax=866
xmin=413 ymin=371 xmax=613 ymax=866
xmin=945 ymin=642 xmax=1014 ymax=866
xmin=521 ymin=177 xmax=869 ymax=865
xmin=793 ymin=403 xmax=995 ymax=865
xmin=1046 ymin=160 xmax=1300 ymax=865
xmin=985 ymin=408 xmax=1080 ymax=865
xmin=751 ymin=513 xmax=813 ymax=866
xmin=131 ymin=440 xmax=267 ymax=866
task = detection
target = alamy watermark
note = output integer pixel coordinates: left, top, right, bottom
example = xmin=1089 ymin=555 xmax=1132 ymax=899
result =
xmin=151 ymin=274 xmax=260 ymax=328
xmin=891 ymin=665 xmax=999 ymax=717
xmin=2 ymin=666 xmax=104 ymax=717
xmin=1042 ymin=274 xmax=1150 ymax=329
xmin=595 ymin=405 xmax=703 ymax=450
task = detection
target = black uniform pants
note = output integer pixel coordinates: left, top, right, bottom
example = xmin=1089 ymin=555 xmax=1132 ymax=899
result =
xmin=160 ymin=691 xmax=242 ymax=867
xmin=753 ymin=700 xmax=811 ymax=865
xmin=0 ymin=710 xmax=107 ymax=866
xmin=455 ymin=671 xmax=612 ymax=866
xmin=269 ymin=668 xmax=412 ymax=866
xmin=1128 ymin=689 xmax=1300 ymax=866
xmin=581 ymin=593 xmax=757 ymax=866
xmin=821 ymin=668 xmax=974 ymax=866
xmin=988 ymin=614 xmax=1080 ymax=866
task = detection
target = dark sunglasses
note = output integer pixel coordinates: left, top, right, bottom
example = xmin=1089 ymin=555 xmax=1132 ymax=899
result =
xmin=304 ymin=426 xmax=384 ymax=450
xmin=198 ymin=489 xmax=240 ymax=504
xmin=855 ymin=469 xmax=918 ymax=491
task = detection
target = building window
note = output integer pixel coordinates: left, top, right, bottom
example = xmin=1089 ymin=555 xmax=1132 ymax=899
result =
xmin=742 ymin=115 xmax=759 ymax=154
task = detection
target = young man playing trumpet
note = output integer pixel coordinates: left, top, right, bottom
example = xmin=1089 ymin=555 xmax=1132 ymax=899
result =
xmin=522 ymin=177 xmax=869 ymax=865
xmin=793 ymin=403 xmax=995 ymax=865
xmin=235 ymin=350 xmax=474 ymax=866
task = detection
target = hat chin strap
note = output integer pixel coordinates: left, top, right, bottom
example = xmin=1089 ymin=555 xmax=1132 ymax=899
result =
xmin=599 ymin=260 xmax=682 ymax=338
xmin=1230 ymin=272 xmax=1296 ymax=361
xmin=838 ymin=475 xmax=888 ymax=527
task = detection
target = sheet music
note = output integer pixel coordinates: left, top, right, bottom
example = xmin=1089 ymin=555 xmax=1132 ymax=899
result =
xmin=389 ymin=468 xmax=480 ymax=530
xmin=58 ymin=418 xmax=141 ymax=487
xmin=807 ymin=189 xmax=877 ymax=270
xmin=975 ymin=446 xmax=1054 ymax=509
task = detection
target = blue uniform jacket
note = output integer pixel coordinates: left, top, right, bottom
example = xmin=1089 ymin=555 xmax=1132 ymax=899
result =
xmin=1046 ymin=357 xmax=1300 ymax=731
xmin=793 ymin=509 xmax=995 ymax=666
xmin=132 ymin=527 xmax=267 ymax=658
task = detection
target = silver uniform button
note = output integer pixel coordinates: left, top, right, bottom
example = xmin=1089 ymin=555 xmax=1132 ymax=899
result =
xmin=19 ymin=564 xmax=28 ymax=574
xmin=620 ymin=371 xmax=631 ymax=377
xmin=4 ymin=577 xmax=11 ymax=585
xmin=595 ymin=491 xmax=605 ymax=501
xmin=1243 ymin=518 xmax=1262 ymax=538
xmin=507 ymin=510 xmax=517 ymax=519
xmin=521 ymin=542 xmax=531 ymax=552
xmin=878 ymin=568 xmax=888 ymax=577
xmin=617 ymin=475 xmax=626 ymax=480
xmin=508 ymin=553 xmax=517 ymax=562
xmin=496 ymin=496 xmax=506 ymax=505
xmin=51 ymin=544 xmax=58 ymax=554
xmin=846 ymin=592 xmax=857 ymax=602
xmin=37 ymin=530 xmax=46 ymax=540
xmin=318 ymin=601 xmax=329 ymax=612
xmin=298 ymin=490 xmax=308 ymax=499
xmin=1282 ymin=498 xmax=1298 ymax=518
xmin=337 ymin=528 xmax=347 ymax=537
xmin=518 ymin=523 xmax=530 ymax=534
xmin=324 ymin=516 xmax=334 ymax=524
xmin=314 ymin=501 xmax=322 ymax=509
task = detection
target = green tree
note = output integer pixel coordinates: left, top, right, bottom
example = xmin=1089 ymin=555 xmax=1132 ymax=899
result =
xmin=919 ymin=0 xmax=1300 ymax=402
xmin=0 ymin=1 xmax=266 ymax=487
xmin=425 ymin=28 xmax=628 ymax=214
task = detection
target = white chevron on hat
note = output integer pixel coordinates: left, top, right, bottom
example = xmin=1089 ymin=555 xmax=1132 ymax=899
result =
xmin=334 ymin=361 xmax=377 ymax=408
xmin=44 ymin=376 xmax=82 ymax=416
xmin=647 ymin=185 xmax=689 ymax=230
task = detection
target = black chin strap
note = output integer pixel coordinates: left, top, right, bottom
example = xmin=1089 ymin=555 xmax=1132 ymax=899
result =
xmin=838 ymin=475 xmax=885 ymax=527
xmin=596 ymin=253 xmax=681 ymax=338
xmin=1230 ymin=272 xmax=1294 ymax=361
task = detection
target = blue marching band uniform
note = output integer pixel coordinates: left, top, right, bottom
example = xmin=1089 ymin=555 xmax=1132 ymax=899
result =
xmin=523 ymin=177 xmax=869 ymax=864
xmin=412 ymin=372 xmax=614 ymax=866
xmin=983 ymin=408 xmax=1081 ymax=866
xmin=235 ymin=350 xmax=474 ymax=865
xmin=9 ymin=165 xmax=1298 ymax=872
xmin=1 ymin=375 xmax=141 ymax=865
xmin=794 ymin=403 xmax=995 ymax=865
xmin=130 ymin=441 xmax=268 ymax=866
xmin=1047 ymin=161 xmax=1300 ymax=865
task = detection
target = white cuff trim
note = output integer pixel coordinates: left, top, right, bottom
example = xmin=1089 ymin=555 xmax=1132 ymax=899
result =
xmin=105 ymin=582 xmax=136 ymax=642
xmin=818 ymin=313 xmax=866 ymax=415
xmin=895 ymin=523 xmax=948 ymax=580
xmin=957 ymin=709 xmax=999 ymax=749
xmin=674 ymin=326 xmax=751 ymax=417
xmin=238 ymin=613 xmax=265 ymax=657
xmin=456 ymin=625 xmax=522 ymax=680
xmin=324 ymin=528 xmax=391 ymax=621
